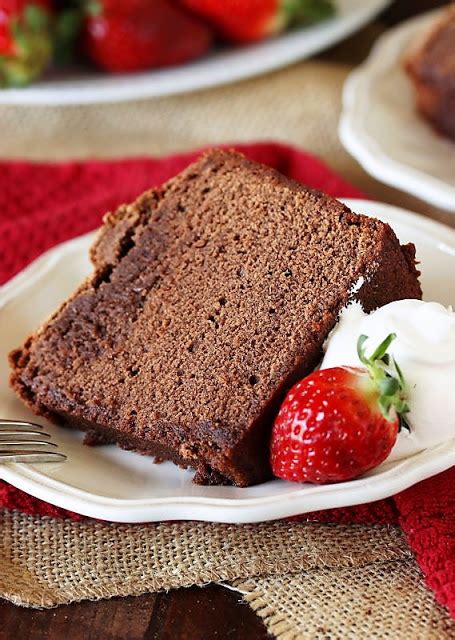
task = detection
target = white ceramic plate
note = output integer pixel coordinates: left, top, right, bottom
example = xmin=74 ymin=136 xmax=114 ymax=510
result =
xmin=0 ymin=0 xmax=390 ymax=105
xmin=1 ymin=199 xmax=454 ymax=523
xmin=339 ymin=10 xmax=455 ymax=212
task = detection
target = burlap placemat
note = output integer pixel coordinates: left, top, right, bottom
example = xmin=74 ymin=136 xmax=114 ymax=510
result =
xmin=0 ymin=512 xmax=411 ymax=608
xmin=1 ymin=23 xmax=454 ymax=637
xmin=236 ymin=562 xmax=455 ymax=639
xmin=0 ymin=54 xmax=452 ymax=228
xmin=2 ymin=511 xmax=454 ymax=637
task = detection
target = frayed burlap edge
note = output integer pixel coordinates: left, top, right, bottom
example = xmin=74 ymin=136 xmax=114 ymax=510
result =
xmin=1 ymin=510 xmax=412 ymax=609
xmin=3 ymin=511 xmax=454 ymax=639
xmin=234 ymin=560 xmax=455 ymax=640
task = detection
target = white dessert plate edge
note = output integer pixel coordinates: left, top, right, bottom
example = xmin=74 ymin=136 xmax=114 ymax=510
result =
xmin=0 ymin=0 xmax=391 ymax=105
xmin=339 ymin=10 xmax=455 ymax=212
xmin=0 ymin=198 xmax=454 ymax=523
xmin=0 ymin=442 xmax=454 ymax=523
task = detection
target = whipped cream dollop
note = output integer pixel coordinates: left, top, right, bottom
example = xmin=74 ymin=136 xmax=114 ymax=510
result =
xmin=320 ymin=299 xmax=455 ymax=462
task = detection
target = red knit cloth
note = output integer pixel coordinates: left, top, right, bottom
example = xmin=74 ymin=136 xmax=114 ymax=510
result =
xmin=0 ymin=142 xmax=453 ymax=617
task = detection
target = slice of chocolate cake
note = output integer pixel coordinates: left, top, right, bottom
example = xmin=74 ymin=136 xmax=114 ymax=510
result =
xmin=404 ymin=6 xmax=455 ymax=140
xmin=9 ymin=150 xmax=422 ymax=487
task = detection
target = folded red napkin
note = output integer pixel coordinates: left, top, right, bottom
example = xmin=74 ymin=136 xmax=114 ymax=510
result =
xmin=0 ymin=142 xmax=453 ymax=617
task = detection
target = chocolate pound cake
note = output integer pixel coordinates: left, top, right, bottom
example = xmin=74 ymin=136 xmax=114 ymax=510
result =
xmin=404 ymin=6 xmax=455 ymax=141
xmin=9 ymin=150 xmax=422 ymax=487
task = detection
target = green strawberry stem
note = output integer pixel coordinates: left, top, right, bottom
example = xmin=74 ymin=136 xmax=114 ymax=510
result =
xmin=84 ymin=1 xmax=102 ymax=18
xmin=54 ymin=9 xmax=83 ymax=66
xmin=357 ymin=333 xmax=411 ymax=432
xmin=282 ymin=0 xmax=336 ymax=25
xmin=0 ymin=4 xmax=52 ymax=88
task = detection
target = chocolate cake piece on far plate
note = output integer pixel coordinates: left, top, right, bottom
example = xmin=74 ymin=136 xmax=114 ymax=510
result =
xmin=404 ymin=5 xmax=455 ymax=141
xmin=9 ymin=150 xmax=422 ymax=487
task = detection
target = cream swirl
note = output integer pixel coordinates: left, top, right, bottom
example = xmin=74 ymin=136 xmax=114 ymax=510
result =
xmin=320 ymin=299 xmax=455 ymax=462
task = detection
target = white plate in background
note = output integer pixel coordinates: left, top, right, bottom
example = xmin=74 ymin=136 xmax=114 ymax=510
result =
xmin=0 ymin=199 xmax=454 ymax=523
xmin=340 ymin=10 xmax=455 ymax=212
xmin=0 ymin=0 xmax=390 ymax=105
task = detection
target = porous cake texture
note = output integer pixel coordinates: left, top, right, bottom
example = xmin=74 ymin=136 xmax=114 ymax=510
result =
xmin=10 ymin=150 xmax=422 ymax=486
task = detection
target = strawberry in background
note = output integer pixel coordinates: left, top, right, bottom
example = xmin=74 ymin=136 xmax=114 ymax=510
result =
xmin=0 ymin=0 xmax=53 ymax=86
xmin=82 ymin=0 xmax=213 ymax=73
xmin=179 ymin=0 xmax=335 ymax=43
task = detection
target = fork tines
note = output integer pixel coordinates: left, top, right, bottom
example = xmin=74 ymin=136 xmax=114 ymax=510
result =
xmin=0 ymin=419 xmax=67 ymax=463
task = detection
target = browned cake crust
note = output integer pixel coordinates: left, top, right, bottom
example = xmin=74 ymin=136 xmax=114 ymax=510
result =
xmin=403 ymin=5 xmax=455 ymax=140
xmin=9 ymin=150 xmax=422 ymax=487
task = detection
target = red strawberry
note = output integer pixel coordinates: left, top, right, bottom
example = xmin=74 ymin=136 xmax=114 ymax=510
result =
xmin=0 ymin=0 xmax=53 ymax=86
xmin=179 ymin=0 xmax=335 ymax=44
xmin=271 ymin=333 xmax=410 ymax=484
xmin=82 ymin=0 xmax=213 ymax=73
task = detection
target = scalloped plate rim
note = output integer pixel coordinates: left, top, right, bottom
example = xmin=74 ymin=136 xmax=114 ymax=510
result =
xmin=339 ymin=9 xmax=455 ymax=212
xmin=0 ymin=198 xmax=454 ymax=523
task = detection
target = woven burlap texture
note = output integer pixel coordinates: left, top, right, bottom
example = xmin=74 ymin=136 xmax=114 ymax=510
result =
xmin=0 ymin=56 xmax=451 ymax=226
xmin=1 ymin=27 xmax=454 ymax=636
xmin=236 ymin=562 xmax=455 ymax=639
xmin=2 ymin=511 xmax=454 ymax=638
xmin=1 ymin=511 xmax=412 ymax=608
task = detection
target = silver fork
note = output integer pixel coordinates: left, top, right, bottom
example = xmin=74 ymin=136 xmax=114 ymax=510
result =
xmin=0 ymin=419 xmax=67 ymax=463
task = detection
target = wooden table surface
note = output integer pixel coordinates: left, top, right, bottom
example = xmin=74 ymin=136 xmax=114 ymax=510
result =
xmin=0 ymin=1 xmax=449 ymax=638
